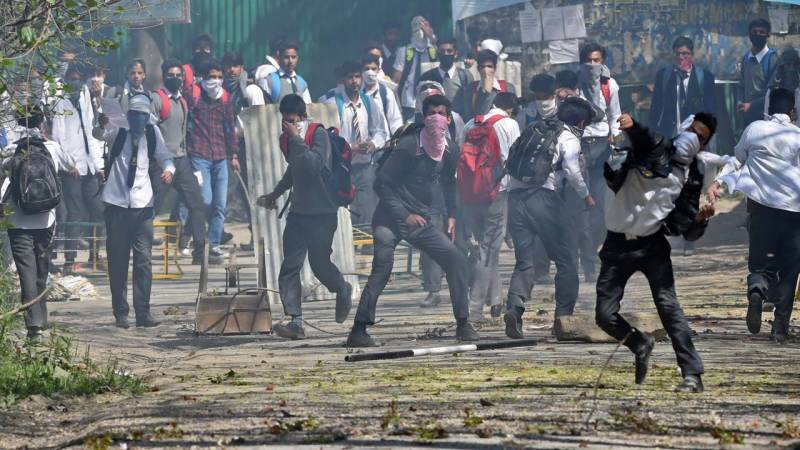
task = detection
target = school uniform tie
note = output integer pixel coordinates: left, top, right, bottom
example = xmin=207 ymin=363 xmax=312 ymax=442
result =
xmin=676 ymin=70 xmax=689 ymax=113
xmin=286 ymin=75 xmax=298 ymax=94
xmin=350 ymin=103 xmax=362 ymax=144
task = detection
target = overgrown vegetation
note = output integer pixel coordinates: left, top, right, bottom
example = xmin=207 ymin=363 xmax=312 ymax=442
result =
xmin=0 ymin=255 xmax=147 ymax=405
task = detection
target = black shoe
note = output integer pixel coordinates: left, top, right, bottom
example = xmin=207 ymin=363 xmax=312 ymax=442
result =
xmin=771 ymin=332 xmax=788 ymax=344
xmin=503 ymin=307 xmax=524 ymax=339
xmin=504 ymin=234 xmax=514 ymax=249
xmin=136 ymin=314 xmax=161 ymax=328
xmin=534 ymin=274 xmax=554 ymax=285
xmin=273 ymin=322 xmax=306 ymax=340
xmin=456 ymin=322 xmax=480 ymax=341
xmin=674 ymin=375 xmax=704 ymax=393
xmin=419 ymin=292 xmax=441 ymax=308
xmin=634 ymin=333 xmax=655 ymax=385
xmin=762 ymin=301 xmax=775 ymax=312
xmin=335 ymin=282 xmax=353 ymax=324
xmin=490 ymin=304 xmax=503 ymax=318
xmin=152 ymin=237 xmax=164 ymax=247
xmin=746 ymin=291 xmax=763 ymax=334
xmin=346 ymin=323 xmax=379 ymax=347
xmin=221 ymin=231 xmax=234 ymax=245
xmin=115 ymin=317 xmax=130 ymax=329
xmin=26 ymin=327 xmax=43 ymax=341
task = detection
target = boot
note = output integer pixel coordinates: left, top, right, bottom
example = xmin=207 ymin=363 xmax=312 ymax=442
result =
xmin=456 ymin=321 xmax=480 ymax=341
xmin=419 ymin=292 xmax=441 ymax=308
xmin=346 ymin=322 xmax=379 ymax=347
xmin=335 ymin=282 xmax=353 ymax=323
xmin=634 ymin=332 xmax=655 ymax=385
xmin=503 ymin=306 xmax=525 ymax=339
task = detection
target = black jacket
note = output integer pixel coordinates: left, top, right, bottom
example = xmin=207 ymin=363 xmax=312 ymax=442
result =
xmin=649 ymin=66 xmax=716 ymax=138
xmin=372 ymin=131 xmax=457 ymax=235
xmin=605 ymin=120 xmax=707 ymax=241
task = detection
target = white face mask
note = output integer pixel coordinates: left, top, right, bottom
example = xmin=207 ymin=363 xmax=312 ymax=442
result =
xmin=201 ymin=78 xmax=223 ymax=99
xmin=534 ymin=98 xmax=557 ymax=118
xmin=297 ymin=119 xmax=308 ymax=137
xmin=362 ymin=69 xmax=379 ymax=87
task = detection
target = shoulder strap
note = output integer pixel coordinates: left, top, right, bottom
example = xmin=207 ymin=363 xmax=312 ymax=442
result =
xmin=600 ymin=79 xmax=611 ymax=106
xmin=220 ymin=89 xmax=230 ymax=104
xmin=270 ymin=72 xmax=281 ymax=103
xmin=484 ymin=114 xmax=505 ymax=127
xmin=695 ymin=67 xmax=704 ymax=89
xmin=458 ymin=68 xmax=469 ymax=89
xmin=105 ymin=128 xmax=128 ymax=175
xmin=405 ymin=47 xmax=415 ymax=62
xmin=182 ymin=64 xmax=194 ymax=92
xmin=359 ymin=92 xmax=372 ymax=121
xmin=378 ymin=84 xmax=389 ymax=115
xmin=295 ymin=75 xmax=308 ymax=94
xmin=304 ymin=123 xmax=323 ymax=147
xmin=763 ymin=49 xmax=776 ymax=78
xmin=428 ymin=46 xmax=438 ymax=62
xmin=190 ymin=84 xmax=201 ymax=104
xmin=145 ymin=124 xmax=156 ymax=159
xmin=155 ymin=88 xmax=171 ymax=122
xmin=498 ymin=80 xmax=508 ymax=92
xmin=335 ymin=94 xmax=345 ymax=124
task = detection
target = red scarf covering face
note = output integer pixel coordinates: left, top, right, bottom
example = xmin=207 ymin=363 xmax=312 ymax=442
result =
xmin=420 ymin=113 xmax=449 ymax=161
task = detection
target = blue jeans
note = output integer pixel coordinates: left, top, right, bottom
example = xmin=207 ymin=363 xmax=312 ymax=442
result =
xmin=190 ymin=157 xmax=228 ymax=247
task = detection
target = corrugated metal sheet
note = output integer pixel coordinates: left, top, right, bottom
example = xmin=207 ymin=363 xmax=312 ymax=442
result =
xmin=154 ymin=0 xmax=452 ymax=97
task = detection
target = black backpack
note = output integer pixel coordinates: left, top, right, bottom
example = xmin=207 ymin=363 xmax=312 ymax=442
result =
xmin=505 ymin=117 xmax=564 ymax=186
xmin=7 ymin=137 xmax=61 ymax=214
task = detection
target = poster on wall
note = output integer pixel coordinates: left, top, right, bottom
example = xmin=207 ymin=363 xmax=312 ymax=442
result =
xmin=100 ymin=0 xmax=191 ymax=26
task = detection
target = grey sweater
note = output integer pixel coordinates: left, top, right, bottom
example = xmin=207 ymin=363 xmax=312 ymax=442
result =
xmin=273 ymin=126 xmax=338 ymax=215
xmin=151 ymin=91 xmax=188 ymax=158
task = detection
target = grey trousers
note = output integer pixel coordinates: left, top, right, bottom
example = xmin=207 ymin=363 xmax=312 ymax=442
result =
xmin=350 ymin=163 xmax=379 ymax=226
xmin=278 ymin=212 xmax=347 ymax=317
xmin=582 ymin=137 xmax=610 ymax=249
xmin=104 ymin=205 xmax=154 ymax=319
xmin=61 ymin=173 xmax=104 ymax=262
xmin=460 ymin=192 xmax=507 ymax=316
xmin=564 ymin=186 xmax=599 ymax=278
xmin=8 ymin=227 xmax=54 ymax=329
xmin=507 ymin=189 xmax=579 ymax=317
xmin=355 ymin=222 xmax=470 ymax=325
xmin=420 ymin=212 xmax=445 ymax=293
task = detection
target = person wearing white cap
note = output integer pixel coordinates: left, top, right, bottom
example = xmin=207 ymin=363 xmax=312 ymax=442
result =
xmin=392 ymin=16 xmax=439 ymax=122
xmin=93 ymin=93 xmax=175 ymax=329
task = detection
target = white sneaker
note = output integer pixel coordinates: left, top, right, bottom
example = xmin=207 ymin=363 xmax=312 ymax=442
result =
xmin=180 ymin=247 xmax=193 ymax=257
xmin=210 ymin=246 xmax=229 ymax=258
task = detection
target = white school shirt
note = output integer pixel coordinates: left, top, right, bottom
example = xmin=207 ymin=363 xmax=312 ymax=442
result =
xmin=323 ymin=86 xmax=387 ymax=165
xmin=579 ymin=77 xmax=622 ymax=139
xmin=50 ymin=88 xmax=104 ymax=175
xmin=93 ymin=125 xmax=175 ymax=209
xmin=1 ymin=129 xmax=74 ymax=229
xmin=604 ymin=133 xmax=702 ymax=238
xmin=253 ymin=55 xmax=280 ymax=81
xmin=393 ymin=44 xmax=436 ymax=109
xmin=363 ymin=82 xmax=403 ymax=135
xmin=508 ymin=125 xmax=589 ymax=198
xmin=257 ymin=68 xmax=312 ymax=104
xmin=462 ymin=107 xmax=520 ymax=191
xmin=719 ymin=114 xmax=800 ymax=213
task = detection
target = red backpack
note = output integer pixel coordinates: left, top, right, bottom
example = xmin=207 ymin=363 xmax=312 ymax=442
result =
xmin=279 ymin=123 xmax=356 ymax=208
xmin=457 ymin=114 xmax=505 ymax=204
xmin=153 ymin=88 xmax=187 ymax=122
xmin=188 ymin=83 xmax=230 ymax=105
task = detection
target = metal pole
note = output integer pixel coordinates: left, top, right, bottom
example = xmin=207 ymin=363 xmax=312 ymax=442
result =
xmin=344 ymin=338 xmax=539 ymax=362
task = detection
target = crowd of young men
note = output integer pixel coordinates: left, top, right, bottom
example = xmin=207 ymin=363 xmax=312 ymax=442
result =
xmin=2 ymin=15 xmax=798 ymax=392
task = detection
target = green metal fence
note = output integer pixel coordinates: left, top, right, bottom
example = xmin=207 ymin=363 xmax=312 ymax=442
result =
xmin=112 ymin=0 xmax=452 ymax=97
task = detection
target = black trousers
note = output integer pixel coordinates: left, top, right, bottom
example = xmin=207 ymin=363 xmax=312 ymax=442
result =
xmin=153 ymin=156 xmax=207 ymax=259
xmin=8 ymin=227 xmax=53 ymax=329
xmin=355 ymin=221 xmax=470 ymax=325
xmin=61 ymin=173 xmax=104 ymax=262
xmin=507 ymin=189 xmax=579 ymax=316
xmin=278 ymin=212 xmax=347 ymax=317
xmin=595 ymin=231 xmax=704 ymax=376
xmin=747 ymin=201 xmax=800 ymax=334
xmin=104 ymin=205 xmax=154 ymax=319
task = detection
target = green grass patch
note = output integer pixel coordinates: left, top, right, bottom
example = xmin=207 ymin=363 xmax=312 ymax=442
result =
xmin=0 ymin=258 xmax=148 ymax=405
